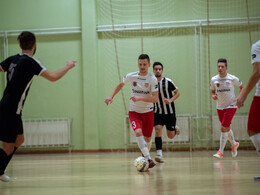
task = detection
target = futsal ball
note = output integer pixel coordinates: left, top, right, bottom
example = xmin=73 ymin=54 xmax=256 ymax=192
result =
xmin=134 ymin=157 xmax=149 ymax=172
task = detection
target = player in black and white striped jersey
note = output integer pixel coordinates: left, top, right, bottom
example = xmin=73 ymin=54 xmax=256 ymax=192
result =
xmin=0 ymin=31 xmax=76 ymax=182
xmin=153 ymin=62 xmax=180 ymax=163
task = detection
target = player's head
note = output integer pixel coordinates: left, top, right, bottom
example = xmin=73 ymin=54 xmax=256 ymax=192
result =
xmin=18 ymin=31 xmax=37 ymax=54
xmin=217 ymin=58 xmax=228 ymax=76
xmin=153 ymin=62 xmax=163 ymax=78
xmin=138 ymin=54 xmax=150 ymax=63
xmin=138 ymin=54 xmax=150 ymax=75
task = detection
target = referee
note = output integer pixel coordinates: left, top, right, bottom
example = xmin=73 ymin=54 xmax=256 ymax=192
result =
xmin=153 ymin=62 xmax=180 ymax=163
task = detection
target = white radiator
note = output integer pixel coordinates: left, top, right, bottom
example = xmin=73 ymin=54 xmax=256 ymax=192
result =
xmin=125 ymin=115 xmax=191 ymax=144
xmin=212 ymin=115 xmax=249 ymax=141
xmin=21 ymin=118 xmax=71 ymax=148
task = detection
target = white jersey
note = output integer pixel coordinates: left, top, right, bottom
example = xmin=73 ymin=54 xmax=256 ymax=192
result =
xmin=210 ymin=73 xmax=242 ymax=110
xmin=123 ymin=71 xmax=158 ymax=113
xmin=251 ymin=40 xmax=260 ymax=97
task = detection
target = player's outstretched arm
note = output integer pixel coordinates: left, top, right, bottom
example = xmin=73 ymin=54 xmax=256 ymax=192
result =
xmin=0 ymin=67 xmax=3 ymax=72
xmin=41 ymin=61 xmax=76 ymax=82
xmin=104 ymin=82 xmax=125 ymax=105
xmin=236 ymin=62 xmax=260 ymax=107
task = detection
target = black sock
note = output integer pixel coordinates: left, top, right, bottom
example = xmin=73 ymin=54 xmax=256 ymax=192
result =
xmin=155 ymin=137 xmax=162 ymax=150
xmin=0 ymin=147 xmax=18 ymax=175
xmin=0 ymin=149 xmax=9 ymax=175
xmin=6 ymin=147 xmax=18 ymax=166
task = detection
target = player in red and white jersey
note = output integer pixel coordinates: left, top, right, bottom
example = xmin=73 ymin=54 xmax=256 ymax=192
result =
xmin=210 ymin=58 xmax=244 ymax=159
xmin=236 ymin=40 xmax=260 ymax=161
xmin=123 ymin=71 xmax=158 ymax=113
xmin=105 ymin=54 xmax=158 ymax=169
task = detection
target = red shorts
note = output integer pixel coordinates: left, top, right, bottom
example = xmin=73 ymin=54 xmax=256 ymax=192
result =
xmin=217 ymin=108 xmax=237 ymax=128
xmin=129 ymin=111 xmax=154 ymax=138
xmin=248 ymin=96 xmax=260 ymax=132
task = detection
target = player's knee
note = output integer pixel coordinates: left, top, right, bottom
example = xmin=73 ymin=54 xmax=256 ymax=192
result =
xmin=154 ymin=126 xmax=162 ymax=137
xmin=221 ymin=126 xmax=230 ymax=132
xmin=135 ymin=129 xmax=143 ymax=137
xmin=144 ymin=137 xmax=151 ymax=143
xmin=16 ymin=135 xmax=24 ymax=147
xmin=167 ymin=131 xmax=175 ymax=139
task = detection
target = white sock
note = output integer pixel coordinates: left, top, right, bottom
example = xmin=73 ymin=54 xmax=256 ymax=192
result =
xmin=146 ymin=140 xmax=152 ymax=151
xmin=136 ymin=136 xmax=151 ymax=160
xmin=228 ymin=129 xmax=236 ymax=147
xmin=219 ymin=132 xmax=228 ymax=153
xmin=157 ymin=150 xmax=162 ymax=157
xmin=250 ymin=133 xmax=260 ymax=156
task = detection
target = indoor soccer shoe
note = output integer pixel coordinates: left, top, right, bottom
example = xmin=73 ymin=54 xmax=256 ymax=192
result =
xmin=0 ymin=174 xmax=10 ymax=182
xmin=155 ymin=155 xmax=165 ymax=163
xmin=213 ymin=151 xmax=223 ymax=159
xmin=231 ymin=142 xmax=239 ymax=157
xmin=148 ymin=159 xmax=156 ymax=168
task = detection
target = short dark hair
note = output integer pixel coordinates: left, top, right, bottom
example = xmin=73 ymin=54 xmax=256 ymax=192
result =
xmin=153 ymin=61 xmax=163 ymax=70
xmin=138 ymin=54 xmax=150 ymax=63
xmin=17 ymin=31 xmax=36 ymax=50
xmin=217 ymin=58 xmax=228 ymax=67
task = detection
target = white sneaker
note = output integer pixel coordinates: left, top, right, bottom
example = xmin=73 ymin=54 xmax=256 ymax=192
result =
xmin=155 ymin=155 xmax=165 ymax=163
xmin=0 ymin=174 xmax=10 ymax=182
xmin=213 ymin=151 xmax=223 ymax=159
xmin=232 ymin=142 xmax=239 ymax=157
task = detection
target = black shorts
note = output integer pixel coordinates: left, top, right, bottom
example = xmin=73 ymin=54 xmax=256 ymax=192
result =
xmin=0 ymin=110 xmax=23 ymax=143
xmin=154 ymin=113 xmax=176 ymax=131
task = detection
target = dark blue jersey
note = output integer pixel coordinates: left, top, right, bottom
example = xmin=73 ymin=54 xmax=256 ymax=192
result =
xmin=0 ymin=54 xmax=46 ymax=114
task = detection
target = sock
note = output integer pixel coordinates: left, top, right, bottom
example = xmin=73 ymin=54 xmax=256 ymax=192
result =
xmin=146 ymin=140 xmax=152 ymax=151
xmin=0 ymin=149 xmax=9 ymax=175
xmin=155 ymin=137 xmax=162 ymax=156
xmin=250 ymin=133 xmax=260 ymax=156
xmin=136 ymin=136 xmax=151 ymax=160
xmin=157 ymin=150 xmax=162 ymax=157
xmin=228 ymin=129 xmax=236 ymax=147
xmin=4 ymin=147 xmax=18 ymax=170
xmin=0 ymin=147 xmax=18 ymax=175
xmin=219 ymin=132 xmax=228 ymax=154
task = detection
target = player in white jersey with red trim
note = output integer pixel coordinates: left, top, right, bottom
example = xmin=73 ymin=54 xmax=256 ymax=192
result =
xmin=105 ymin=54 xmax=158 ymax=169
xmin=235 ymin=41 xmax=260 ymax=181
xmin=210 ymin=58 xmax=244 ymax=159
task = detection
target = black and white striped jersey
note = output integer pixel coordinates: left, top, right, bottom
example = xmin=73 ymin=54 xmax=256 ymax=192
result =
xmin=154 ymin=77 xmax=178 ymax=115
xmin=0 ymin=54 xmax=46 ymax=115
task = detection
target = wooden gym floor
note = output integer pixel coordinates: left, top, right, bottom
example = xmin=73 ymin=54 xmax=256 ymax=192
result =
xmin=0 ymin=150 xmax=259 ymax=195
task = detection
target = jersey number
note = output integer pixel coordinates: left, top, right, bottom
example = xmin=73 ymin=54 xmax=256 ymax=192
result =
xmin=131 ymin=121 xmax=136 ymax=129
xmin=8 ymin=63 xmax=17 ymax=81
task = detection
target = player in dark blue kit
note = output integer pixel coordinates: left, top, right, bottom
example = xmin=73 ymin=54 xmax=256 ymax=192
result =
xmin=0 ymin=31 xmax=76 ymax=182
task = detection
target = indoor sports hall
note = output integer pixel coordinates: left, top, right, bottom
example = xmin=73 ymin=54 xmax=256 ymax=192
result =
xmin=0 ymin=0 xmax=259 ymax=194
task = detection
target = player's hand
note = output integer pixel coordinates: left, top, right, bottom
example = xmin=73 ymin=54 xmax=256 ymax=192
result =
xmin=130 ymin=96 xmax=142 ymax=102
xmin=235 ymin=95 xmax=245 ymax=108
xmin=212 ymin=94 xmax=218 ymax=100
xmin=164 ymin=98 xmax=172 ymax=104
xmin=104 ymin=97 xmax=113 ymax=105
xmin=66 ymin=61 xmax=76 ymax=70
